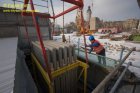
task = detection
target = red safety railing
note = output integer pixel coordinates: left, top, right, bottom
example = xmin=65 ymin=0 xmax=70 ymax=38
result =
xmin=21 ymin=0 xmax=88 ymax=81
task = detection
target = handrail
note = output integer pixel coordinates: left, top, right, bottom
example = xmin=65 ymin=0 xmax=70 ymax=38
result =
xmin=92 ymin=47 xmax=135 ymax=93
xmin=75 ymin=48 xmax=118 ymax=63
xmin=109 ymin=62 xmax=131 ymax=93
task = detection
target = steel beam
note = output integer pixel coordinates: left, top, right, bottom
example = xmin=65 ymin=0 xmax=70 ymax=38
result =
xmin=53 ymin=5 xmax=79 ymax=19
xmin=61 ymin=0 xmax=83 ymax=7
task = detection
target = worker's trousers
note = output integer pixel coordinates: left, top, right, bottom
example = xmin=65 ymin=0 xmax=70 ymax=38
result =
xmin=97 ymin=48 xmax=106 ymax=65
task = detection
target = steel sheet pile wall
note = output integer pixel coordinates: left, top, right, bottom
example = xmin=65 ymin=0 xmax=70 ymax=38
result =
xmin=14 ymin=48 xmax=38 ymax=93
xmin=32 ymin=40 xmax=78 ymax=93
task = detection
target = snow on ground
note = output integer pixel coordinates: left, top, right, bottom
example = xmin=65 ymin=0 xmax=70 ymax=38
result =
xmin=53 ymin=33 xmax=140 ymax=77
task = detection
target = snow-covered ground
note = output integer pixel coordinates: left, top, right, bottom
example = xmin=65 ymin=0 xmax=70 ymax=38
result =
xmin=53 ymin=33 xmax=140 ymax=77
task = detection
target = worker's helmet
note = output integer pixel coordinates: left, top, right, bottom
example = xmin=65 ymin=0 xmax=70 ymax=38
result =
xmin=89 ymin=35 xmax=95 ymax=41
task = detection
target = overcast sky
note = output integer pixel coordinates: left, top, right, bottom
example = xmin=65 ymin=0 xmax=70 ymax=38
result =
xmin=0 ymin=0 xmax=140 ymax=26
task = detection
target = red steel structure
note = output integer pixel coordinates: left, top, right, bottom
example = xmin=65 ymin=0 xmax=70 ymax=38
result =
xmin=21 ymin=0 xmax=88 ymax=81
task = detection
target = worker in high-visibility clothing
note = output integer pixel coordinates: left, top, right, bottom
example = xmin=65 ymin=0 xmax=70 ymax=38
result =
xmin=86 ymin=35 xmax=106 ymax=65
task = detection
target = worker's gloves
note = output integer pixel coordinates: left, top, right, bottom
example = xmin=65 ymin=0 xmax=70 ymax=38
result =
xmin=85 ymin=44 xmax=89 ymax=47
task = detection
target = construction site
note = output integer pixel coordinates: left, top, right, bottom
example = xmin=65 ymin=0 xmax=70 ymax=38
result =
xmin=0 ymin=0 xmax=140 ymax=93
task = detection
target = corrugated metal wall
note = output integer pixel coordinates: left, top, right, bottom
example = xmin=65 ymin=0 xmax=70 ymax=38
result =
xmin=0 ymin=7 xmax=52 ymax=93
xmin=14 ymin=48 xmax=38 ymax=93
xmin=0 ymin=38 xmax=17 ymax=93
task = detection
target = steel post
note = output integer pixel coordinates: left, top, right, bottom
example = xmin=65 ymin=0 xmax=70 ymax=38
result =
xmin=54 ymin=5 xmax=79 ymax=19
xmin=119 ymin=47 xmax=125 ymax=61
xmin=109 ymin=62 xmax=131 ymax=93
xmin=78 ymin=38 xmax=80 ymax=56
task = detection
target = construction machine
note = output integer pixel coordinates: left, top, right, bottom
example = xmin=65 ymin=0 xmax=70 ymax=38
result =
xmin=76 ymin=6 xmax=93 ymax=35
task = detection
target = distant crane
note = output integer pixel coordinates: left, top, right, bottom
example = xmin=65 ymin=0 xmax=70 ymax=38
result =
xmin=75 ymin=6 xmax=93 ymax=35
xmin=137 ymin=0 xmax=140 ymax=8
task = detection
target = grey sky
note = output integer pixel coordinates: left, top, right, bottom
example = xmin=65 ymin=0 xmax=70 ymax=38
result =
xmin=0 ymin=0 xmax=140 ymax=26
xmin=90 ymin=0 xmax=140 ymax=21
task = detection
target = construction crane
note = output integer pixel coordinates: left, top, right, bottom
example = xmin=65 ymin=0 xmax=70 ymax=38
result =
xmin=75 ymin=5 xmax=93 ymax=35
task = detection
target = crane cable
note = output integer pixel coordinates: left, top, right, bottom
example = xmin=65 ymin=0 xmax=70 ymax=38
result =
xmin=80 ymin=9 xmax=89 ymax=64
xmin=50 ymin=0 xmax=55 ymax=39
xmin=62 ymin=1 xmax=66 ymax=42
xmin=42 ymin=0 xmax=54 ymax=40
xmin=63 ymin=1 xmax=64 ymax=35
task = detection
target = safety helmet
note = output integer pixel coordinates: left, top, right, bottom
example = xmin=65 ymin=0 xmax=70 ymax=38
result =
xmin=89 ymin=35 xmax=95 ymax=41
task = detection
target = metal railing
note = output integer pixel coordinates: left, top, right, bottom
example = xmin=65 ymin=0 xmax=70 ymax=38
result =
xmin=91 ymin=47 xmax=135 ymax=93
xmin=75 ymin=48 xmax=118 ymax=69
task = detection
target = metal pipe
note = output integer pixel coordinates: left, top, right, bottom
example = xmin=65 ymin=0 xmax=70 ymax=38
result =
xmin=76 ymin=48 xmax=117 ymax=63
xmin=22 ymin=0 xmax=29 ymax=11
xmin=50 ymin=0 xmax=55 ymax=39
xmin=78 ymin=38 xmax=80 ymax=56
xmin=53 ymin=5 xmax=79 ymax=19
xmin=119 ymin=47 xmax=125 ymax=61
xmin=22 ymin=1 xmax=79 ymax=19
xmin=124 ymin=63 xmax=140 ymax=68
xmin=80 ymin=9 xmax=89 ymax=64
xmin=61 ymin=0 xmax=83 ymax=7
xmin=109 ymin=62 xmax=131 ymax=93
xmin=50 ymin=0 xmax=55 ymax=16
xmin=92 ymin=47 xmax=135 ymax=93
xmin=29 ymin=0 xmax=52 ymax=81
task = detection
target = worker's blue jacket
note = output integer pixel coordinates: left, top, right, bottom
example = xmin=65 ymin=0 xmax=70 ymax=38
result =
xmin=86 ymin=40 xmax=104 ymax=54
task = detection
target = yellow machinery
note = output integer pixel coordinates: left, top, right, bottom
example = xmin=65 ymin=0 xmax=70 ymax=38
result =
xmin=75 ymin=8 xmax=93 ymax=35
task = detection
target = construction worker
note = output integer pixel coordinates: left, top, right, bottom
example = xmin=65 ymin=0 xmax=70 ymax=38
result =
xmin=86 ymin=35 xmax=106 ymax=65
